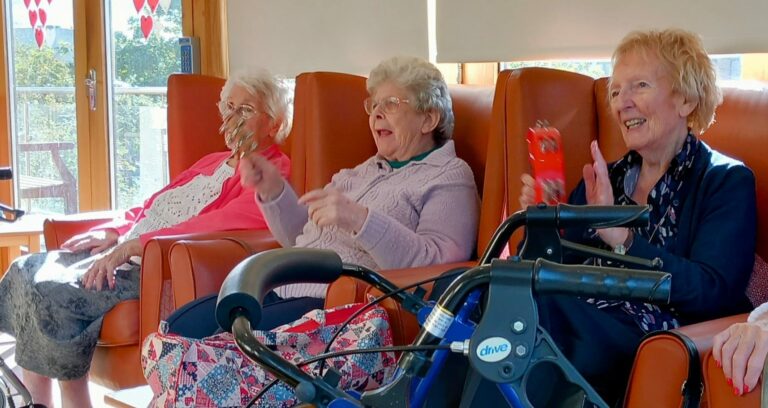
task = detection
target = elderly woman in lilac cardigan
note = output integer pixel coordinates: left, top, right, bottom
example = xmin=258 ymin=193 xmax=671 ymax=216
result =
xmin=241 ymin=55 xmax=479 ymax=306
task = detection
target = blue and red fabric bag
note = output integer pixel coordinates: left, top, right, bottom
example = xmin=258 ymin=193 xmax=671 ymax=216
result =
xmin=141 ymin=303 xmax=396 ymax=407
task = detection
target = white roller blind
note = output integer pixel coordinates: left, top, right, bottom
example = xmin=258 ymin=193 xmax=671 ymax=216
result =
xmin=437 ymin=0 xmax=768 ymax=62
xmin=227 ymin=0 xmax=429 ymax=77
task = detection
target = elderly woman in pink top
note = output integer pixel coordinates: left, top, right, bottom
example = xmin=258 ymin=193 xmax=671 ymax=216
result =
xmin=240 ymin=56 xmax=479 ymax=303
xmin=0 ymin=68 xmax=291 ymax=408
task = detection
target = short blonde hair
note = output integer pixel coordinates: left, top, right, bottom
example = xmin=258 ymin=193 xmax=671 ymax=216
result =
xmin=612 ymin=29 xmax=722 ymax=134
xmin=220 ymin=68 xmax=293 ymax=143
xmin=367 ymin=56 xmax=454 ymax=144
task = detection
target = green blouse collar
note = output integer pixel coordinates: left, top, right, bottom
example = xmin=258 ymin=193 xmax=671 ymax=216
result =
xmin=387 ymin=146 xmax=439 ymax=169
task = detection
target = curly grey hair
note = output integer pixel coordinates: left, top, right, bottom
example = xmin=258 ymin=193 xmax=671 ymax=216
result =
xmin=367 ymin=56 xmax=454 ymax=144
xmin=219 ymin=68 xmax=293 ymax=143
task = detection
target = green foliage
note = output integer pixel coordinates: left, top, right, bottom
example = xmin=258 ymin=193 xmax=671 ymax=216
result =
xmin=112 ymin=5 xmax=181 ymax=208
xmin=114 ymin=6 xmax=181 ymax=87
xmin=13 ymin=42 xmax=74 ymax=87
xmin=12 ymin=40 xmax=78 ymax=214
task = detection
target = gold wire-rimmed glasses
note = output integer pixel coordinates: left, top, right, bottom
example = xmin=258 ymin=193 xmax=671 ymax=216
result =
xmin=217 ymin=101 xmax=260 ymax=120
xmin=363 ymin=96 xmax=410 ymax=115
xmin=217 ymin=100 xmax=262 ymax=158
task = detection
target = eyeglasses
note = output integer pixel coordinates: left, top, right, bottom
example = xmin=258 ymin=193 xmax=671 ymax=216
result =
xmin=363 ymin=96 xmax=410 ymax=115
xmin=217 ymin=101 xmax=260 ymax=120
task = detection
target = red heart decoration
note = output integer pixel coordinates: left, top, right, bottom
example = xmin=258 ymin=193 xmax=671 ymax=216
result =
xmin=34 ymin=0 xmax=41 ymax=6
xmin=38 ymin=8 xmax=47 ymax=26
xmin=23 ymin=0 xmax=31 ymax=8
xmin=34 ymin=26 xmax=44 ymax=48
xmin=133 ymin=0 xmax=145 ymax=13
xmin=147 ymin=0 xmax=160 ymax=13
xmin=140 ymin=15 xmax=153 ymax=40
xmin=28 ymin=9 xmax=37 ymax=27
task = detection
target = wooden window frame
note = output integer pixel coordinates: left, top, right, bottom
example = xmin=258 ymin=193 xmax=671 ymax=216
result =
xmin=182 ymin=0 xmax=228 ymax=78
xmin=0 ymin=2 xmax=12 ymax=207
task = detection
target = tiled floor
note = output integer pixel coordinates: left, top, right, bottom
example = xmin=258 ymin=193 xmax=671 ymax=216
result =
xmin=0 ymin=333 xmax=113 ymax=407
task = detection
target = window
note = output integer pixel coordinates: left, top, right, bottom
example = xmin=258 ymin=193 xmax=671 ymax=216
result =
xmin=6 ymin=0 xmax=78 ymax=214
xmin=501 ymin=54 xmax=768 ymax=86
xmin=3 ymin=0 xmax=183 ymax=215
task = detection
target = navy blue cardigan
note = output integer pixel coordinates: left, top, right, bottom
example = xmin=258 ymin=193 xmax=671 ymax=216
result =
xmin=567 ymin=141 xmax=756 ymax=325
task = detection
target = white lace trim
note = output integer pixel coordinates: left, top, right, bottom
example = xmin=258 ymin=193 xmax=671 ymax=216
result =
xmin=123 ymin=161 xmax=234 ymax=242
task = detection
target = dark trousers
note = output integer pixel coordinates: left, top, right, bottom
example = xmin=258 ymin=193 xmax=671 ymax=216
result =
xmin=459 ymin=295 xmax=644 ymax=407
xmin=165 ymin=291 xmax=325 ymax=339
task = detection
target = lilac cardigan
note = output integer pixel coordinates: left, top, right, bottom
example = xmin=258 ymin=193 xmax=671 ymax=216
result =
xmin=258 ymin=140 xmax=480 ymax=298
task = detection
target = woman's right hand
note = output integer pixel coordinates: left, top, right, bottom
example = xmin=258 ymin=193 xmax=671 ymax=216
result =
xmin=240 ymin=151 xmax=285 ymax=202
xmin=713 ymin=320 xmax=768 ymax=396
xmin=60 ymin=229 xmax=119 ymax=255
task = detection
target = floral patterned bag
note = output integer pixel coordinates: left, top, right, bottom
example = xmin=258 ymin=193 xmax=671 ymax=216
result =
xmin=141 ymin=303 xmax=397 ymax=408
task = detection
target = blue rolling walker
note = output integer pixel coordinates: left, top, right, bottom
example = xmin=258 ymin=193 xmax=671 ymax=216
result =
xmin=215 ymin=204 xmax=669 ymax=407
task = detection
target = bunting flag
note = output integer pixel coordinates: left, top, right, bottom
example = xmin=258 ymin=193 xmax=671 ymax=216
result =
xmin=133 ymin=0 xmax=165 ymax=40
xmin=23 ymin=0 xmax=49 ymax=48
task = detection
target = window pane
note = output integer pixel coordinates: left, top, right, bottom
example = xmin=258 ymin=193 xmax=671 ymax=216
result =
xmin=107 ymin=0 xmax=182 ymax=209
xmin=6 ymin=0 xmax=78 ymax=215
xmin=501 ymin=54 xmax=768 ymax=86
xmin=501 ymin=59 xmax=612 ymax=79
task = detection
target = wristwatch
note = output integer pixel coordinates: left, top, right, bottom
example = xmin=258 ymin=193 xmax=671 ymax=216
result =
xmin=613 ymin=231 xmax=634 ymax=255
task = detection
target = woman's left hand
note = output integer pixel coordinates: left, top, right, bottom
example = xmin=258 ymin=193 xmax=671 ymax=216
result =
xmin=713 ymin=320 xmax=768 ymax=396
xmin=81 ymin=239 xmax=142 ymax=291
xmin=583 ymin=140 xmax=629 ymax=248
xmin=298 ymin=188 xmax=369 ymax=233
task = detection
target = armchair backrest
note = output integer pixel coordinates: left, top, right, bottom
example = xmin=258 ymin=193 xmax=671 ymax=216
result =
xmin=166 ymin=74 xmax=228 ymax=179
xmin=491 ymin=68 xmax=599 ymax=245
xmin=593 ymin=76 xmax=768 ymax=260
xmin=289 ymin=72 xmax=375 ymax=195
xmin=696 ymin=88 xmax=768 ymax=260
xmin=451 ymin=85 xmax=496 ymax=254
xmin=288 ymin=71 xmax=497 ymax=256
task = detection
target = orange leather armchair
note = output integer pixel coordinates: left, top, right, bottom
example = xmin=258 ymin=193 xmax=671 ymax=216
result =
xmin=168 ymin=72 xmax=500 ymax=347
xmin=41 ymin=73 xmax=264 ymax=389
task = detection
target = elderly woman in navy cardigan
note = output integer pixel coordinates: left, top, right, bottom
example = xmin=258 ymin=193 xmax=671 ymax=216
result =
xmin=515 ymin=28 xmax=757 ymax=405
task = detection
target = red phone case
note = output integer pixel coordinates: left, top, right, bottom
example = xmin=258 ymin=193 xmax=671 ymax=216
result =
xmin=526 ymin=123 xmax=565 ymax=204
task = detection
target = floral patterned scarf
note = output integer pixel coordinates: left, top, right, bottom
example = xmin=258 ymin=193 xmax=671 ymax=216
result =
xmin=590 ymin=133 xmax=698 ymax=332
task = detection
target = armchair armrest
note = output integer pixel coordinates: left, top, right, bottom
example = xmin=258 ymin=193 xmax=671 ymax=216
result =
xmin=42 ymin=210 xmax=121 ymax=249
xmin=168 ymin=231 xmax=281 ymax=308
xmin=704 ymin=344 xmax=760 ymax=407
xmin=625 ymin=313 xmax=750 ymax=407
xmin=325 ymin=261 xmax=474 ymax=309
xmin=139 ymin=229 xmax=280 ymax=340
xmin=325 ymin=261 xmax=475 ymax=346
